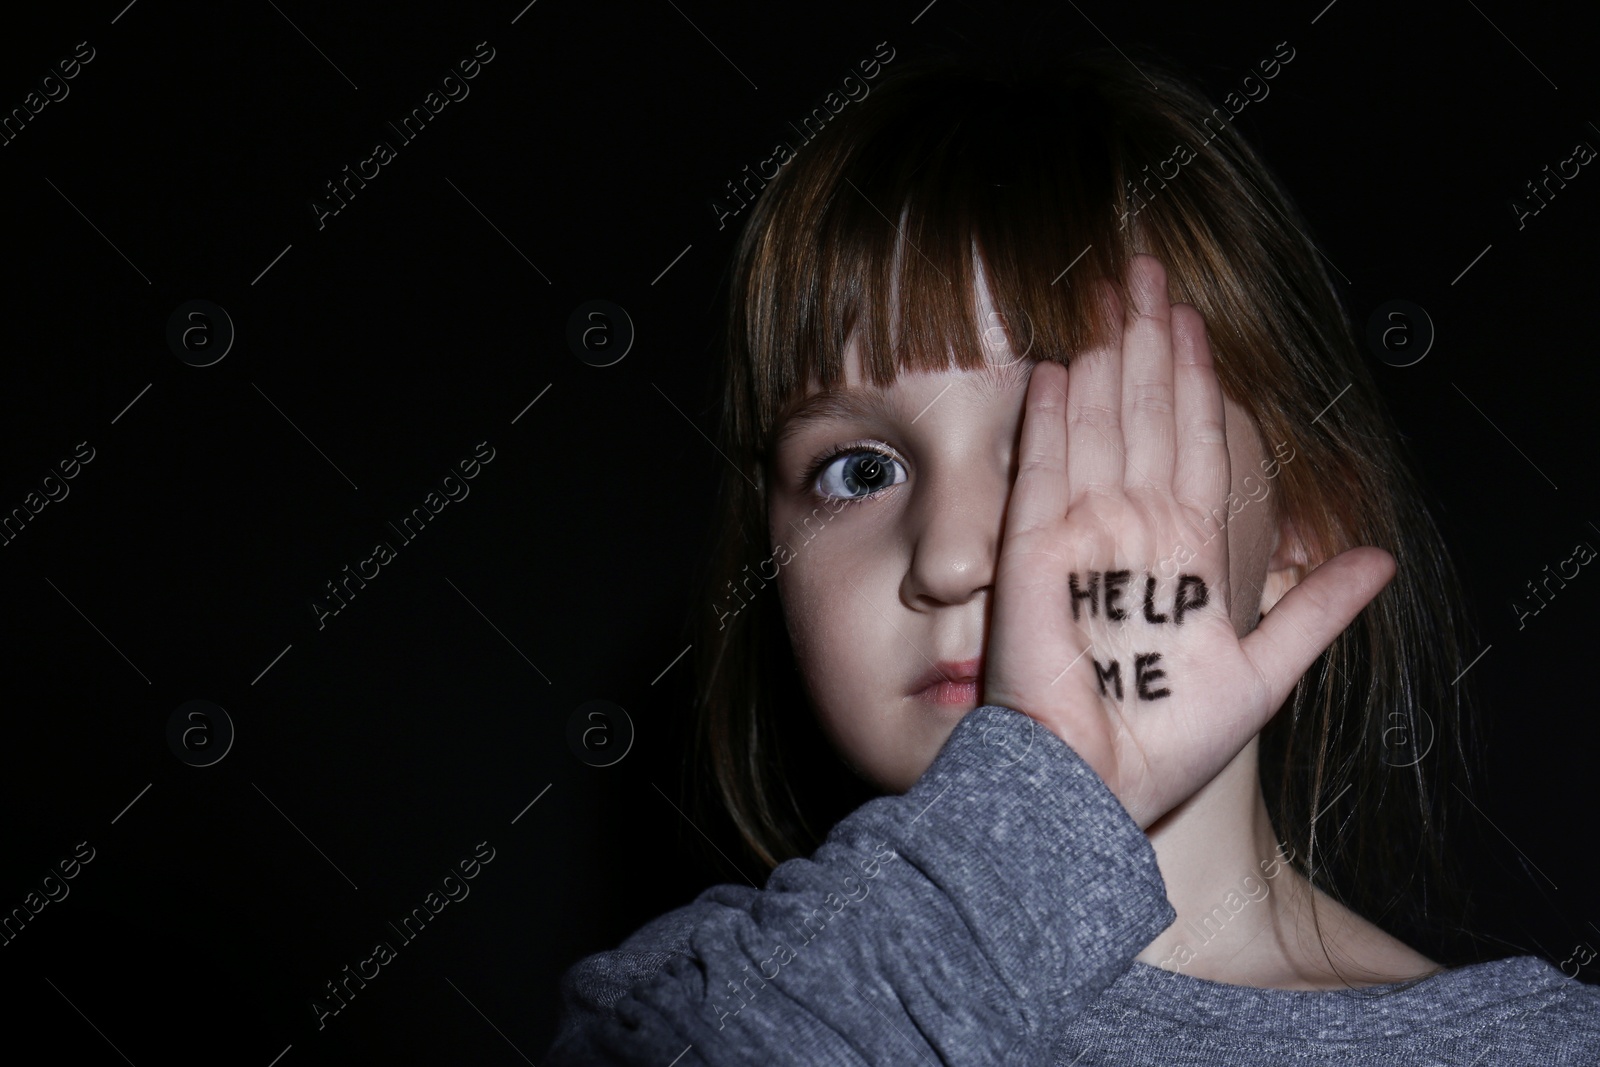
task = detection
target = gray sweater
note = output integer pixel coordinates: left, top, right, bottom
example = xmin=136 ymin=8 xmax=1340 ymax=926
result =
xmin=543 ymin=705 xmax=1600 ymax=1064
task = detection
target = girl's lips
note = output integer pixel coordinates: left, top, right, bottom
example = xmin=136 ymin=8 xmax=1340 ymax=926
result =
xmin=909 ymin=658 xmax=983 ymax=704
xmin=915 ymin=677 xmax=979 ymax=705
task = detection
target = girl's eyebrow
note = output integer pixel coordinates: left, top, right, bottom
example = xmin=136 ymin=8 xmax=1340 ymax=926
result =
xmin=773 ymin=387 xmax=898 ymax=447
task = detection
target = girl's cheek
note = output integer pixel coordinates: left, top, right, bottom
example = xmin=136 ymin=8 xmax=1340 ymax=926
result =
xmin=793 ymin=565 xmax=848 ymax=636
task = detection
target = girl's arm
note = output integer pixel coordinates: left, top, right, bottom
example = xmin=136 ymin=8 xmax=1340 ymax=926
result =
xmin=542 ymin=702 xmax=1173 ymax=1066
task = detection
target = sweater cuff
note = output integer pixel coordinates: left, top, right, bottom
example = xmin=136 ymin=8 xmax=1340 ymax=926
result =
xmin=877 ymin=705 xmax=1174 ymax=1031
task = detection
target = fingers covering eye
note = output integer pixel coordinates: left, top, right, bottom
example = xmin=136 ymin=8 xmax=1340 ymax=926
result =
xmin=1122 ymin=256 xmax=1177 ymax=491
xmin=1170 ymin=303 xmax=1229 ymax=511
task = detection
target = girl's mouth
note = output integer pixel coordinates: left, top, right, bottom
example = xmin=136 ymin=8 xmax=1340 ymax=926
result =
xmin=910 ymin=658 xmax=983 ymax=705
xmin=914 ymin=677 xmax=979 ymax=705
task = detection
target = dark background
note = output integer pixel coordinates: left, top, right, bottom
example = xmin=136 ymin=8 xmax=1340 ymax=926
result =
xmin=0 ymin=0 xmax=1595 ymax=1062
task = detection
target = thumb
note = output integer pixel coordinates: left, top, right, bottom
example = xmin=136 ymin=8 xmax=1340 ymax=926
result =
xmin=1239 ymin=546 xmax=1397 ymax=711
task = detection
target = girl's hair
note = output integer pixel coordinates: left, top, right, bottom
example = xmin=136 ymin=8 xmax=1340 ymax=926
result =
xmin=684 ymin=48 xmax=1483 ymax=965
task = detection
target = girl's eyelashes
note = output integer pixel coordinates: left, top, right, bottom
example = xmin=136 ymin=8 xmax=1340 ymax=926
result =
xmin=801 ymin=439 xmax=908 ymax=504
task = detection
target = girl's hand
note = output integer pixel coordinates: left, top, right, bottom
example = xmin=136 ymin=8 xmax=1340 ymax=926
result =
xmin=982 ymin=254 xmax=1395 ymax=830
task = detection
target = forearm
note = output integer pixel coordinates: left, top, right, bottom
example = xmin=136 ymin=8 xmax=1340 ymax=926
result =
xmin=543 ymin=705 xmax=1175 ymax=1066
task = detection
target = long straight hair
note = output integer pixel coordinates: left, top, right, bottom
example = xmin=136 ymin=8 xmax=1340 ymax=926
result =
xmin=682 ymin=49 xmax=1483 ymax=964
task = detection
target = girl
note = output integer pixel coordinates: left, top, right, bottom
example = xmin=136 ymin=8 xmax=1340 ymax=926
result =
xmin=543 ymin=51 xmax=1600 ymax=1064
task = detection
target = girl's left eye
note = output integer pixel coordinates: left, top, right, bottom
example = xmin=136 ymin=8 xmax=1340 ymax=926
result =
xmin=810 ymin=445 xmax=908 ymax=501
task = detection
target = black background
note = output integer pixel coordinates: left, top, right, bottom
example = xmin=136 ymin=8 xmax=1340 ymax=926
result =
xmin=0 ymin=0 xmax=1595 ymax=1063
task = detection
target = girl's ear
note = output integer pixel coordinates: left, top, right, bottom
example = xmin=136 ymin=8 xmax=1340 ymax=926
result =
xmin=1259 ymin=512 xmax=1312 ymax=617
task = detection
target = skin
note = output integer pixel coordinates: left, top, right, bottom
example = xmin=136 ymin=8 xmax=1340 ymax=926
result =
xmin=766 ymin=254 xmax=1438 ymax=991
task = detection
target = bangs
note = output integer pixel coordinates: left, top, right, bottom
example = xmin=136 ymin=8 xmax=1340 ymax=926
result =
xmin=727 ymin=56 xmax=1187 ymax=457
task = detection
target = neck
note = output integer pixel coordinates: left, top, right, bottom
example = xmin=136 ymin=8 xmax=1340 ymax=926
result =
xmin=1134 ymin=739 xmax=1440 ymax=990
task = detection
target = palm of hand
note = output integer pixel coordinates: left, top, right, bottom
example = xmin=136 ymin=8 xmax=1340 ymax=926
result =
xmin=983 ymin=256 xmax=1393 ymax=829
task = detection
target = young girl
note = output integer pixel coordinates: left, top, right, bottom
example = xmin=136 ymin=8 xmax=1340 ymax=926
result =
xmin=543 ymin=51 xmax=1600 ymax=1064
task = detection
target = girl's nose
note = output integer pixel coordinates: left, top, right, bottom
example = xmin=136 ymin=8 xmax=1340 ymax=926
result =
xmin=899 ymin=459 xmax=1008 ymax=609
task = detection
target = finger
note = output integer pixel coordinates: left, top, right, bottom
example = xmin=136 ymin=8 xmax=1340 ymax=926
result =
xmin=1239 ymin=546 xmax=1397 ymax=714
xmin=1170 ymin=303 xmax=1230 ymax=518
xmin=1121 ymin=255 xmax=1176 ymax=492
xmin=1065 ymin=281 xmax=1125 ymax=505
xmin=1005 ymin=360 xmax=1070 ymax=535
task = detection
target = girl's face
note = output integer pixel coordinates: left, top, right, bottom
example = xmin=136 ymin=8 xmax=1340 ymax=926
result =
xmin=766 ymin=287 xmax=1293 ymax=793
